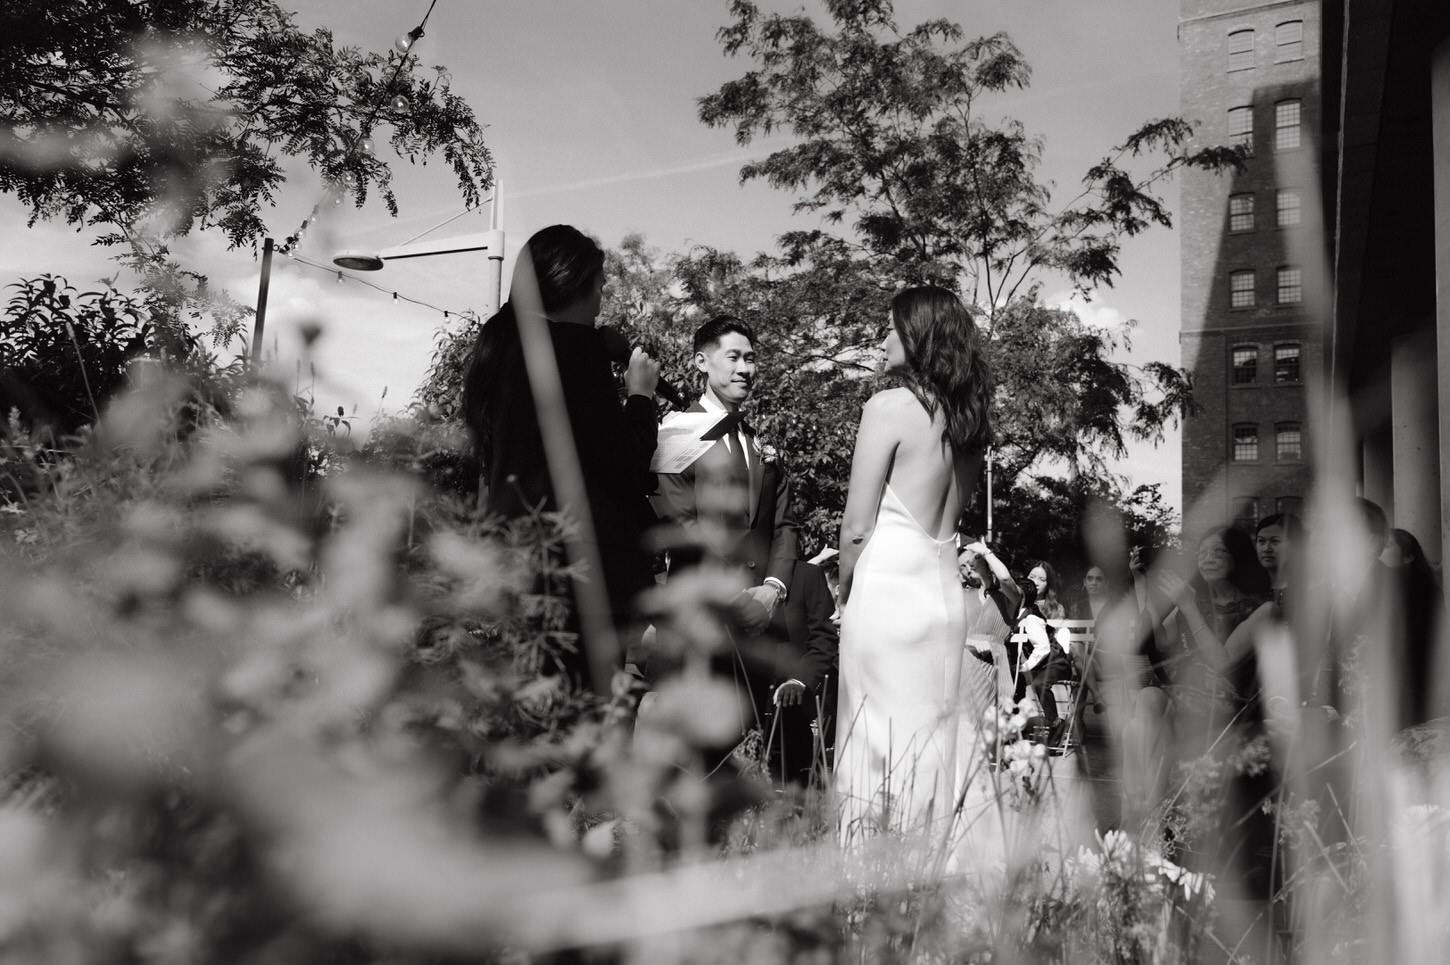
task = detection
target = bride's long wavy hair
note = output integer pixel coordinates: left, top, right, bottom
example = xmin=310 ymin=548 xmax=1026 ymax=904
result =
xmin=891 ymin=286 xmax=991 ymax=453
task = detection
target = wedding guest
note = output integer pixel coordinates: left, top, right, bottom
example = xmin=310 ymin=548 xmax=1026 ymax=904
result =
xmin=767 ymin=559 xmax=840 ymax=786
xmin=1154 ymin=525 xmax=1275 ymax=902
xmin=1381 ymin=526 xmax=1444 ymax=726
xmin=1025 ymin=560 xmax=1066 ymax=620
xmin=461 ymin=225 xmax=660 ymax=690
xmin=1012 ymin=581 xmax=1074 ymax=743
xmin=1069 ymin=564 xmax=1113 ymax=623
xmin=1254 ymin=513 xmax=1301 ymax=602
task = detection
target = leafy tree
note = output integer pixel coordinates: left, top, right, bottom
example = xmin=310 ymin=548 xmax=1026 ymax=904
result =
xmin=1 ymin=276 xmax=150 ymax=435
xmin=0 ymin=0 xmax=493 ymax=364
xmin=983 ymin=474 xmax=1181 ymax=590
xmin=697 ymin=0 xmax=1239 ymax=497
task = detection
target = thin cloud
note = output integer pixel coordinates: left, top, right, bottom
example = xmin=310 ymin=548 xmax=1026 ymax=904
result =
xmin=510 ymin=151 xmax=771 ymax=199
xmin=1047 ymin=290 xmax=1127 ymax=330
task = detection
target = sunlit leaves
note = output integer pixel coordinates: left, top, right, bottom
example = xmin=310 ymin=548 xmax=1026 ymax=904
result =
xmin=0 ymin=0 xmax=493 ymax=251
xmin=699 ymin=0 xmax=1242 ymax=304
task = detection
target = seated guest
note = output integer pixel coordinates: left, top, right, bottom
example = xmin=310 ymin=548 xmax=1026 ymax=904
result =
xmin=1069 ymin=564 xmax=1113 ymax=623
xmin=1012 ymin=581 xmax=1075 ymax=742
xmin=759 ymin=559 xmax=840 ymax=786
xmin=1025 ymin=560 xmax=1067 ymax=620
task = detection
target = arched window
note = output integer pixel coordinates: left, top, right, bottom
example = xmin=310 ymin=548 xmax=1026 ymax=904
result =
xmin=1229 ymin=29 xmax=1256 ymax=71
xmin=1230 ymin=270 xmax=1256 ymax=308
xmin=1276 ymin=189 xmax=1302 ymax=227
xmin=1232 ymin=345 xmax=1258 ymax=384
xmin=1229 ymin=106 xmax=1254 ymax=150
xmin=1229 ymin=193 xmax=1255 ymax=232
xmin=1275 ymin=99 xmax=1302 ymax=151
xmin=1275 ymin=423 xmax=1303 ymax=461
xmin=1275 ymin=21 xmax=1304 ymax=62
xmin=1274 ymin=343 xmax=1302 ymax=383
xmin=1233 ymin=424 xmax=1260 ymax=462
xmin=1276 ymin=266 xmax=1303 ymax=305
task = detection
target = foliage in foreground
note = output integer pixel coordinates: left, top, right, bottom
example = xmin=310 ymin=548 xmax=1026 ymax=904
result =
xmin=0 ymin=371 xmax=1442 ymax=964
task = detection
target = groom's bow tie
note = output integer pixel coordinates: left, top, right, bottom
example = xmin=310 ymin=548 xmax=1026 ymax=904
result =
xmin=703 ymin=410 xmax=749 ymax=440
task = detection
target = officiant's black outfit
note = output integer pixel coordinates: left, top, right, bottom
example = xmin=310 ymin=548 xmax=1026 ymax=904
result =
xmin=468 ymin=310 xmax=658 ymax=686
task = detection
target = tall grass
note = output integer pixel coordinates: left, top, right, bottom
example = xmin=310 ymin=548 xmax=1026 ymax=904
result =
xmin=8 ymin=362 xmax=1436 ymax=964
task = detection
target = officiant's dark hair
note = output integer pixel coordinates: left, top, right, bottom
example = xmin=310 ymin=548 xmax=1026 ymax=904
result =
xmin=462 ymin=224 xmax=606 ymax=463
xmin=891 ymin=286 xmax=991 ymax=453
xmin=693 ymin=315 xmax=756 ymax=355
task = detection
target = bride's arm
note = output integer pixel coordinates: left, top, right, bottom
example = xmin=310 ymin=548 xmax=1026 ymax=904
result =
xmin=838 ymin=394 xmax=899 ymax=606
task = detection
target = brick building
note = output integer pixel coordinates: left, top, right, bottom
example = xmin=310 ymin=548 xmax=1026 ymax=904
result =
xmin=1178 ymin=0 xmax=1324 ymax=535
xmin=1179 ymin=0 xmax=1450 ymax=562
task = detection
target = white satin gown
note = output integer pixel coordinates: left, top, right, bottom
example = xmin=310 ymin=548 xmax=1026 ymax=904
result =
xmin=835 ymin=483 xmax=983 ymax=840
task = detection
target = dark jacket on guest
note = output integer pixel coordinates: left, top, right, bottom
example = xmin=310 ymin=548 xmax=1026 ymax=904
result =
xmin=474 ymin=309 xmax=658 ymax=632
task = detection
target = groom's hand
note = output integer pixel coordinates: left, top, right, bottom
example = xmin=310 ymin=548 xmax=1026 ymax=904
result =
xmin=733 ymin=590 xmax=771 ymax=634
xmin=773 ymin=680 xmax=806 ymax=706
xmin=737 ymin=584 xmax=781 ymax=632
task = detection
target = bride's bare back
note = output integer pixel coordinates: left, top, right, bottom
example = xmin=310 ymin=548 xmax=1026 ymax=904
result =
xmin=882 ymin=388 xmax=981 ymax=538
xmin=840 ymin=387 xmax=983 ymax=597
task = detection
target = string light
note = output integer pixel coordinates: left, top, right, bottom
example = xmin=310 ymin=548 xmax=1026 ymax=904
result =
xmin=276 ymin=0 xmax=442 ymax=256
xmin=394 ymin=25 xmax=424 ymax=53
xmin=286 ymin=253 xmax=474 ymax=323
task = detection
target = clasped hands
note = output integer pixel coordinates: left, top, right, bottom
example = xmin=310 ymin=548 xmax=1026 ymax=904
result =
xmin=733 ymin=582 xmax=783 ymax=634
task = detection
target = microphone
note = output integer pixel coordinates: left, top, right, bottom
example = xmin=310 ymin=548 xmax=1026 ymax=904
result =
xmin=598 ymin=326 xmax=689 ymax=410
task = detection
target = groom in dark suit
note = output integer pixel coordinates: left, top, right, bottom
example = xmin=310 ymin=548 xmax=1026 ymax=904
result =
xmin=651 ymin=316 xmax=810 ymax=776
xmin=653 ymin=315 xmax=797 ymax=624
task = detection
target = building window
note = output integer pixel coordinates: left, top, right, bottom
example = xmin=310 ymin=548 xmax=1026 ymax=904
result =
xmin=1275 ymin=99 xmax=1301 ymax=151
xmin=1230 ymin=270 xmax=1256 ymax=308
xmin=1276 ymin=423 xmax=1303 ymax=461
xmin=1228 ymin=29 xmax=1256 ymax=71
xmin=1274 ymin=343 xmax=1302 ymax=383
xmin=1275 ymin=21 xmax=1304 ymax=62
xmin=1233 ymin=497 xmax=1260 ymax=532
xmin=1233 ymin=424 xmax=1260 ymax=462
xmin=1277 ymin=266 xmax=1303 ymax=304
xmin=1229 ymin=106 xmax=1254 ymax=150
xmin=1229 ymin=193 xmax=1255 ymax=232
xmin=1276 ymin=189 xmax=1302 ymax=227
xmin=1231 ymin=344 xmax=1258 ymax=384
xmin=1276 ymin=496 xmax=1303 ymax=516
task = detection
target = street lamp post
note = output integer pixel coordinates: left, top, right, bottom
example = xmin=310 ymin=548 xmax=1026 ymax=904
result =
xmin=332 ymin=226 xmax=505 ymax=317
xmin=249 ymin=237 xmax=275 ymax=370
xmin=332 ymin=189 xmax=505 ymax=317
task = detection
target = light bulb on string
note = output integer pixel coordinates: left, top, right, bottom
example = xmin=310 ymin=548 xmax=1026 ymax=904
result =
xmin=360 ymin=137 xmax=375 ymax=156
xmin=395 ymin=26 xmax=424 ymax=54
xmin=389 ymin=93 xmax=409 ymax=114
xmin=337 ymin=272 xmax=344 ymax=286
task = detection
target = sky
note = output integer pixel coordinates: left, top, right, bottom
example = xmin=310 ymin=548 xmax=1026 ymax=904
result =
xmin=1 ymin=0 xmax=1189 ymax=509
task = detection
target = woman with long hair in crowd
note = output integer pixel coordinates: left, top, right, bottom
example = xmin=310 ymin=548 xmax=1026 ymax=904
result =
xmin=835 ymin=285 xmax=991 ymax=843
xmin=462 ymin=224 xmax=660 ymax=691
xmin=1154 ymin=524 xmax=1277 ymax=907
xmin=1025 ymin=560 xmax=1066 ymax=620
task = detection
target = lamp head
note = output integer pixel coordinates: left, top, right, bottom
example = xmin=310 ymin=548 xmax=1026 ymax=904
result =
xmin=333 ymin=249 xmax=384 ymax=271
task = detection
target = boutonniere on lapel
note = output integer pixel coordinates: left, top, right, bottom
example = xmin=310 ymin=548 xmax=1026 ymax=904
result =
xmin=756 ymin=439 xmax=780 ymax=465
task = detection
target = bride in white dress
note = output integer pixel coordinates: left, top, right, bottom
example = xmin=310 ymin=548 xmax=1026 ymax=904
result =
xmin=834 ymin=287 xmax=992 ymax=845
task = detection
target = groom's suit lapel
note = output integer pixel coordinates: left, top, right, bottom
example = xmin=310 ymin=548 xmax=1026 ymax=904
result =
xmin=741 ymin=420 xmax=765 ymax=527
xmin=687 ymin=400 xmax=761 ymax=527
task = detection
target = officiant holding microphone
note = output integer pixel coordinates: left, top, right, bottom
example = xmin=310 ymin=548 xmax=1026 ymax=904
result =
xmin=462 ymin=224 xmax=662 ymax=690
